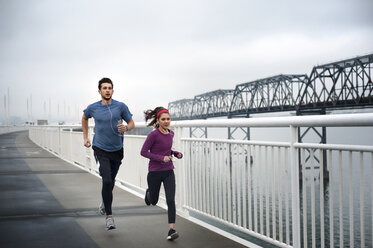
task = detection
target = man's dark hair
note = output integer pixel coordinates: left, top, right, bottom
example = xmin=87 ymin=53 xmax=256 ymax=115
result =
xmin=98 ymin=78 xmax=113 ymax=90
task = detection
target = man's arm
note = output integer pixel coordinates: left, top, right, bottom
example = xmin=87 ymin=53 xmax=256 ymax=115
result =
xmin=126 ymin=119 xmax=135 ymax=131
xmin=81 ymin=114 xmax=91 ymax=147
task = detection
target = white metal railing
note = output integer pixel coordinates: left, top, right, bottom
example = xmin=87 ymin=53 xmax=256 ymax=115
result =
xmin=28 ymin=113 xmax=373 ymax=248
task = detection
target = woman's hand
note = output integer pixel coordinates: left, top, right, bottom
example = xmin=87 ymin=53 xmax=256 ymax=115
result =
xmin=163 ymin=156 xmax=172 ymax=163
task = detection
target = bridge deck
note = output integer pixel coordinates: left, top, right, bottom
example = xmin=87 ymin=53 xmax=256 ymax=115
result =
xmin=0 ymin=131 xmax=250 ymax=248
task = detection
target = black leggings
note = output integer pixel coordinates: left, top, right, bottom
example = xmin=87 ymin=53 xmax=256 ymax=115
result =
xmin=147 ymin=170 xmax=176 ymax=223
xmin=93 ymin=146 xmax=123 ymax=216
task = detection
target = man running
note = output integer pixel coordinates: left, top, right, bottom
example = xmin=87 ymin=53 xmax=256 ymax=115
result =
xmin=82 ymin=77 xmax=135 ymax=230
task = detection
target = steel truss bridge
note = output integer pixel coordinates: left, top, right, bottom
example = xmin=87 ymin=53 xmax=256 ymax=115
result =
xmin=168 ymin=53 xmax=373 ymax=120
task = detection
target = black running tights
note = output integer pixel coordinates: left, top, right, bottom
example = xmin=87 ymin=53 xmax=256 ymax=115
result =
xmin=147 ymin=170 xmax=176 ymax=223
xmin=93 ymin=146 xmax=123 ymax=216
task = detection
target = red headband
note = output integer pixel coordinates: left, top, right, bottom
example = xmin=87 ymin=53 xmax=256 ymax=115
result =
xmin=157 ymin=109 xmax=169 ymax=119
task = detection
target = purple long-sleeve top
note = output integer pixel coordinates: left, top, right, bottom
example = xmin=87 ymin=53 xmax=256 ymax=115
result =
xmin=140 ymin=129 xmax=182 ymax=172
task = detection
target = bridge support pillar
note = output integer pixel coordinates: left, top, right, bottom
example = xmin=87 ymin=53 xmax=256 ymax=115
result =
xmin=227 ymin=114 xmax=251 ymax=140
xmin=189 ymin=127 xmax=207 ymax=138
xmin=227 ymin=114 xmax=253 ymax=166
xmin=297 ymin=109 xmax=329 ymax=181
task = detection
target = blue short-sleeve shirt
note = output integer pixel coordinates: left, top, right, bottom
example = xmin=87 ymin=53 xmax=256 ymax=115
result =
xmin=83 ymin=99 xmax=133 ymax=152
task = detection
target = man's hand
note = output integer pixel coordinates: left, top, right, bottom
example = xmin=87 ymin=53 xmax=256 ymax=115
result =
xmin=117 ymin=124 xmax=128 ymax=133
xmin=84 ymin=138 xmax=91 ymax=148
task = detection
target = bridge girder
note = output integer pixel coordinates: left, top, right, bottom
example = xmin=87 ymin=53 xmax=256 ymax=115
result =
xmin=297 ymin=54 xmax=373 ymax=112
xmin=191 ymin=89 xmax=235 ymax=119
xmin=168 ymin=54 xmax=373 ymax=120
xmin=168 ymin=98 xmax=194 ymax=120
xmin=229 ymin=74 xmax=308 ymax=116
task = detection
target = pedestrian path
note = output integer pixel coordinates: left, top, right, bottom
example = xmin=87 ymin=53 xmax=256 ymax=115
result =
xmin=0 ymin=131 xmax=250 ymax=248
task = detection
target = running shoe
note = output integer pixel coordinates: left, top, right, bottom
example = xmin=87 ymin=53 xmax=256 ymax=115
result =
xmin=99 ymin=202 xmax=105 ymax=215
xmin=145 ymin=188 xmax=151 ymax=206
xmin=167 ymin=228 xmax=179 ymax=241
xmin=106 ymin=216 xmax=116 ymax=230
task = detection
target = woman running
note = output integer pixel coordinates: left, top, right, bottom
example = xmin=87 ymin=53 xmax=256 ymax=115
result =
xmin=140 ymin=107 xmax=183 ymax=241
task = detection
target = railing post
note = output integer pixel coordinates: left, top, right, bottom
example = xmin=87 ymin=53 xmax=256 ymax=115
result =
xmin=290 ymin=125 xmax=301 ymax=247
xmin=58 ymin=126 xmax=62 ymax=155
xmin=173 ymin=126 xmax=185 ymax=214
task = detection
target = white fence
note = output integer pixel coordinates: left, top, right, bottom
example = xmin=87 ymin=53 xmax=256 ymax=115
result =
xmin=29 ymin=113 xmax=373 ymax=248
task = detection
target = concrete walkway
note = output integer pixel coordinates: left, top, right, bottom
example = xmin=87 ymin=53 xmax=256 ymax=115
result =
xmin=0 ymin=131 xmax=250 ymax=248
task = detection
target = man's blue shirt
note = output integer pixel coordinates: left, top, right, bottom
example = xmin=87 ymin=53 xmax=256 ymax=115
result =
xmin=83 ymin=99 xmax=133 ymax=152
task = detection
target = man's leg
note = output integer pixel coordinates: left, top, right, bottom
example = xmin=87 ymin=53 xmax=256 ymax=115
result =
xmin=97 ymin=156 xmax=114 ymax=216
xmin=93 ymin=148 xmax=120 ymax=230
xmin=110 ymin=159 xmax=121 ymax=191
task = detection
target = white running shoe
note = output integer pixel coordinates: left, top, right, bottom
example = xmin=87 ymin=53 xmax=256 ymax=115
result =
xmin=99 ymin=202 xmax=106 ymax=215
xmin=106 ymin=216 xmax=116 ymax=230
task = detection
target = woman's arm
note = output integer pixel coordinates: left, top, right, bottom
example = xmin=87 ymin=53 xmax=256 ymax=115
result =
xmin=140 ymin=133 xmax=164 ymax=162
xmin=171 ymin=150 xmax=183 ymax=159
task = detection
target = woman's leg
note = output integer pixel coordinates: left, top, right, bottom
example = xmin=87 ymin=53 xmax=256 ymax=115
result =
xmin=163 ymin=170 xmax=176 ymax=224
xmin=147 ymin=171 xmax=162 ymax=205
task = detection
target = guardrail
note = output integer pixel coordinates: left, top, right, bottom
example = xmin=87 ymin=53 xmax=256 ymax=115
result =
xmin=29 ymin=113 xmax=373 ymax=248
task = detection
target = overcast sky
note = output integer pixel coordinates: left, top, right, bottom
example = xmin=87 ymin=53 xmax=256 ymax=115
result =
xmin=1 ymin=0 xmax=372 ymax=123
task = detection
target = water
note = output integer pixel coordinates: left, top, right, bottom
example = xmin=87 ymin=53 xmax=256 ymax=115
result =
xmin=185 ymin=110 xmax=373 ymax=247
